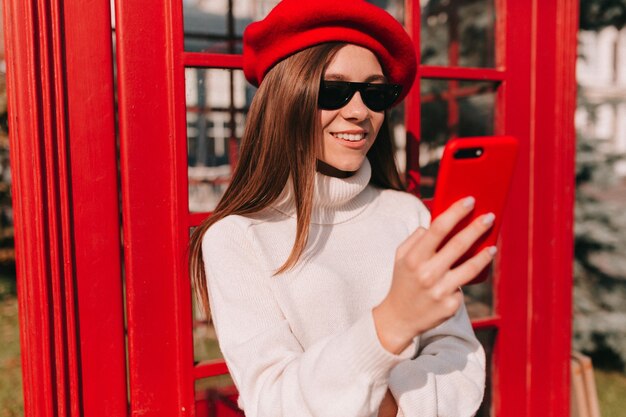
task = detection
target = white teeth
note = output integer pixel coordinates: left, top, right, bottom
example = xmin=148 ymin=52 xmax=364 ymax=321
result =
xmin=333 ymin=133 xmax=365 ymax=141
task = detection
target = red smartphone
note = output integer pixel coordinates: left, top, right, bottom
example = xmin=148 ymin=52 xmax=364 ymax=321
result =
xmin=431 ymin=136 xmax=519 ymax=284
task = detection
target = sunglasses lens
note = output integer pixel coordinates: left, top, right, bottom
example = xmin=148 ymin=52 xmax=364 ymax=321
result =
xmin=362 ymin=85 xmax=401 ymax=112
xmin=319 ymin=81 xmax=353 ymax=110
xmin=318 ymin=81 xmax=402 ymax=111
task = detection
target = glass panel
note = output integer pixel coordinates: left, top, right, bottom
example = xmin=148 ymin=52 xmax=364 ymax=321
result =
xmin=183 ymin=0 xmax=406 ymax=54
xmin=419 ymin=79 xmax=497 ymax=198
xmin=191 ymin=224 xmax=241 ymax=413
xmin=193 ymin=310 xmax=224 ymax=364
xmin=195 ymin=377 xmax=242 ymax=416
xmin=464 ymin=270 xmax=494 ymax=319
xmin=362 ymin=0 xmax=407 ymax=177
xmin=186 ymin=68 xmax=255 ymax=213
xmin=474 ymin=328 xmax=496 ymax=417
xmin=365 ymin=0 xmax=405 ymax=23
xmin=195 ymin=374 xmax=236 ymax=391
xmin=388 ymin=102 xmax=408 ymax=176
xmin=191 ymin=226 xmax=241 ymax=412
xmin=420 ymin=0 xmax=496 ymax=68
xmin=182 ymin=0 xmax=279 ymax=54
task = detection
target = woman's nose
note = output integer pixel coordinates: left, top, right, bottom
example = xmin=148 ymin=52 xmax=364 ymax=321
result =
xmin=340 ymin=91 xmax=369 ymax=120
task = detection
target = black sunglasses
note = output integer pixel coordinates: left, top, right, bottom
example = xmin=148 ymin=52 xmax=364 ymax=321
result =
xmin=318 ymin=80 xmax=402 ymax=112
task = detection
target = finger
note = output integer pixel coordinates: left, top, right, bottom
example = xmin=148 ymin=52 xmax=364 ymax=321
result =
xmin=397 ymin=227 xmax=427 ymax=259
xmin=440 ymin=246 xmax=497 ymax=290
xmin=416 ymin=196 xmax=476 ymax=257
xmin=431 ymin=212 xmax=495 ymax=272
xmin=411 ymin=213 xmax=493 ymax=287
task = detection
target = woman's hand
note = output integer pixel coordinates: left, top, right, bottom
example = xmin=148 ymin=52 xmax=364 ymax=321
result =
xmin=373 ymin=196 xmax=496 ymax=354
xmin=377 ymin=389 xmax=398 ymax=417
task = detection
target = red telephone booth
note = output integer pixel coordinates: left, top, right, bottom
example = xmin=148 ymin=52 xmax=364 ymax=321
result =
xmin=3 ymin=0 xmax=578 ymax=416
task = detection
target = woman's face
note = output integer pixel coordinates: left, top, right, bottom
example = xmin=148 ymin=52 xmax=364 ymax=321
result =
xmin=319 ymin=45 xmax=386 ymax=172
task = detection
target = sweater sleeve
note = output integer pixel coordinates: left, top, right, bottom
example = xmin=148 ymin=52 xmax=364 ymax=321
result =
xmin=388 ymin=301 xmax=486 ymax=417
xmin=202 ymin=217 xmax=414 ymax=417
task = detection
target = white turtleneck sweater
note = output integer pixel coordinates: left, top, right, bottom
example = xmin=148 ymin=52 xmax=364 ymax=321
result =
xmin=202 ymin=158 xmax=486 ymax=417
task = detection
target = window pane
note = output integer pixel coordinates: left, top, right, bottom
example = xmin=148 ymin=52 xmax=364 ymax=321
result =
xmin=421 ymin=78 xmax=498 ymax=318
xmin=419 ymin=79 xmax=497 ymax=198
xmin=186 ymin=68 xmax=256 ymax=213
xmin=191 ymin=226 xmax=240 ymax=412
xmin=195 ymin=378 xmax=242 ymax=416
xmin=361 ymin=1 xmax=407 ymax=177
xmin=192 ymin=277 xmax=236 ymax=402
xmin=182 ymin=0 xmax=279 ymax=54
xmin=193 ymin=311 xmax=224 ymax=365
xmin=190 ymin=226 xmax=223 ymax=363
xmin=421 ymin=0 xmax=496 ymax=68
xmin=474 ymin=328 xmax=496 ymax=417
xmin=182 ymin=0 xmax=406 ymax=54
xmin=464 ymin=270 xmax=494 ymax=319
xmin=365 ymin=0 xmax=405 ymax=23
xmin=388 ymin=102 xmax=408 ymax=176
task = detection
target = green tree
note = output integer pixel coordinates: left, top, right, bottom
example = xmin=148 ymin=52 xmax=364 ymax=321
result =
xmin=574 ymin=0 xmax=626 ymax=370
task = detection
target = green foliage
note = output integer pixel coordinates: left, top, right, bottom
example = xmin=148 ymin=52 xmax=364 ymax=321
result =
xmin=573 ymin=131 xmax=626 ymax=371
xmin=0 ymin=296 xmax=23 ymax=416
xmin=594 ymin=368 xmax=626 ymax=416
xmin=574 ymin=2 xmax=626 ymax=370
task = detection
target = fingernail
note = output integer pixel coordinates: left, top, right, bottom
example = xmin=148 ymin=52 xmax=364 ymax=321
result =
xmin=482 ymin=212 xmax=495 ymax=226
xmin=463 ymin=196 xmax=475 ymax=209
xmin=487 ymin=246 xmax=498 ymax=256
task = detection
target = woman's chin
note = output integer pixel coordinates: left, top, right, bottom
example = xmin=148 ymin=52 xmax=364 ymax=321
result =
xmin=323 ymin=157 xmax=365 ymax=173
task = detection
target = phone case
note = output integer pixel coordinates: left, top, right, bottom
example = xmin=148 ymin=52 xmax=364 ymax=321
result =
xmin=431 ymin=136 xmax=518 ymax=284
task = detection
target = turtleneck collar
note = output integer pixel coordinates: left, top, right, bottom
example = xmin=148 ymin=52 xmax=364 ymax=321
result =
xmin=271 ymin=158 xmax=374 ymax=225
xmin=315 ymin=159 xmax=357 ymax=178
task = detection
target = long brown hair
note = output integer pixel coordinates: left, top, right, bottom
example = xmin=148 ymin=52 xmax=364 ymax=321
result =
xmin=189 ymin=42 xmax=405 ymax=319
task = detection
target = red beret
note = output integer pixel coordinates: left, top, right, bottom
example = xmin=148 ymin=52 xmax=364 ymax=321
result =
xmin=243 ymin=0 xmax=417 ymax=104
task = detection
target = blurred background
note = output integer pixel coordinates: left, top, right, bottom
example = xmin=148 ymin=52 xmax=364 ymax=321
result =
xmin=1 ymin=0 xmax=626 ymax=416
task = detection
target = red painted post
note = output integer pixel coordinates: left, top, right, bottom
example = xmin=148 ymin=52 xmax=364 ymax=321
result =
xmin=2 ymin=0 xmax=127 ymax=416
xmin=404 ymin=0 xmax=421 ymax=193
xmin=63 ymin=0 xmax=129 ymax=415
xmin=495 ymin=0 xmax=533 ymax=415
xmin=114 ymin=0 xmax=195 ymax=415
xmin=3 ymin=2 xmax=59 ymax=415
xmin=498 ymin=1 xmax=578 ymax=416
xmin=527 ymin=0 xmax=578 ymax=415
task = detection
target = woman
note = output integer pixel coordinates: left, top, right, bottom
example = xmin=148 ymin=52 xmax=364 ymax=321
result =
xmin=188 ymin=1 xmax=491 ymax=415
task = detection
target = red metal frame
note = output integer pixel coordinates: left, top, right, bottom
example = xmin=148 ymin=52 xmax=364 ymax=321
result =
xmin=3 ymin=0 xmax=578 ymax=416
xmin=526 ymin=0 xmax=578 ymax=413
xmin=3 ymin=0 xmax=127 ymax=416
xmin=184 ymin=41 xmax=245 ymax=417
xmin=411 ymin=0 xmax=504 ymax=409
xmin=114 ymin=0 xmax=194 ymax=415
xmin=414 ymin=2 xmax=577 ymax=416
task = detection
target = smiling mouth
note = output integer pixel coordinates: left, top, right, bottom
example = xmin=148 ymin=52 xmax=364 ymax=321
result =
xmin=331 ymin=132 xmax=367 ymax=142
